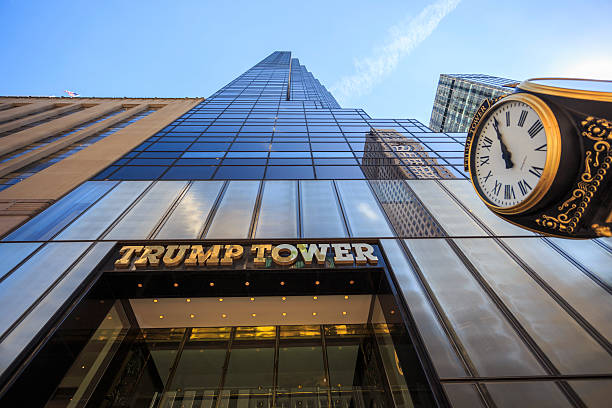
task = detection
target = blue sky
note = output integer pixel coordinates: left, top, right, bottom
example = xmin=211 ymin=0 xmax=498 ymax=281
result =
xmin=1 ymin=0 xmax=610 ymax=124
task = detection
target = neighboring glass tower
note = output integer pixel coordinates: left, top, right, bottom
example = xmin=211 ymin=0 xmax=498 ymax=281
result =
xmin=429 ymin=74 xmax=518 ymax=132
xmin=0 ymin=52 xmax=610 ymax=408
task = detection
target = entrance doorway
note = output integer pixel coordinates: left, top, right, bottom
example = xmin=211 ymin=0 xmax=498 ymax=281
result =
xmin=0 ymin=252 xmax=437 ymax=407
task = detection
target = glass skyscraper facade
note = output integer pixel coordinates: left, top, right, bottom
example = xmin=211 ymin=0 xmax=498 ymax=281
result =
xmin=0 ymin=52 xmax=610 ymax=408
xmin=429 ymin=74 xmax=518 ymax=133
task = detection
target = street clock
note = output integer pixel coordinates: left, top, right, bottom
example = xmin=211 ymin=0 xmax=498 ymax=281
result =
xmin=465 ymin=78 xmax=612 ymax=238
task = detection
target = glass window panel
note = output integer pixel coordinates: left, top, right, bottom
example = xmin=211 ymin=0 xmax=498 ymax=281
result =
xmin=299 ymin=180 xmax=346 ymax=238
xmin=224 ymin=327 xmax=275 ymax=389
xmin=440 ymin=180 xmax=532 ymax=236
xmin=169 ymin=332 xmax=227 ymax=391
xmin=0 ymin=243 xmax=43 ymax=281
xmin=191 ymin=142 xmax=231 ymax=151
xmin=380 ymin=239 xmax=466 ymax=377
xmin=335 ymin=180 xmax=392 ymax=237
xmin=55 ymin=181 xmax=151 ymax=240
xmin=155 ymin=181 xmax=224 ymax=239
xmin=0 ymin=242 xmax=115 ymax=376
xmin=502 ymin=238 xmax=612 ymax=341
xmin=406 ymin=180 xmax=486 ymax=236
xmin=109 ymin=166 xmax=168 ymax=180
xmin=255 ymin=181 xmax=298 ymax=238
xmin=443 ymin=384 xmax=485 ymax=408
xmin=128 ymin=158 xmax=176 ymax=166
xmin=206 ymin=181 xmax=260 ymax=239
xmin=277 ymin=326 xmax=326 ymax=389
xmin=175 ymin=158 xmax=221 ymax=165
xmin=266 ymin=159 xmax=311 ymax=166
xmin=214 ymin=166 xmax=265 ymax=179
xmin=146 ymin=142 xmax=191 ymax=151
xmin=404 ymin=239 xmax=544 ymax=377
xmin=105 ymin=181 xmax=187 ymax=240
xmin=315 ymin=166 xmax=364 ymax=179
xmin=3 ymin=181 xmax=117 ymax=241
xmin=486 ymin=382 xmax=572 ymax=408
xmin=161 ymin=166 xmax=216 ymax=180
xmin=230 ymin=142 xmax=271 ymax=151
xmin=569 ymin=380 xmax=612 ymax=408
xmin=225 ymin=151 xmax=268 ymax=158
xmin=222 ymin=158 xmax=267 ymax=165
xmin=548 ymin=238 xmax=612 ymax=287
xmin=269 ymin=151 xmax=311 ymax=158
xmin=182 ymin=152 xmax=225 ymax=158
xmin=454 ymin=238 xmax=612 ymax=374
xmin=270 ymin=143 xmax=309 ymax=151
xmin=265 ymin=166 xmax=314 ymax=179
xmin=311 ymin=143 xmax=350 ymax=151
xmin=0 ymin=242 xmax=91 ymax=339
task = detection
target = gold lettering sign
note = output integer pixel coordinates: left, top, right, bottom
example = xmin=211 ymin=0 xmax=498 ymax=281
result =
xmin=113 ymin=242 xmax=378 ymax=269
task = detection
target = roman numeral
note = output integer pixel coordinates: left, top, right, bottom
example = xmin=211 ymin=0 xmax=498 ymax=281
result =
xmin=504 ymin=184 xmax=515 ymax=200
xmin=493 ymin=180 xmax=502 ymax=196
xmin=535 ymin=144 xmax=547 ymax=151
xmin=518 ymin=110 xmax=528 ymax=127
xmin=528 ymin=120 xmax=544 ymax=138
xmin=518 ymin=179 xmax=532 ymax=195
xmin=529 ymin=165 xmax=544 ymax=178
xmin=479 ymin=155 xmax=490 ymax=166
xmin=483 ymin=170 xmax=492 ymax=183
xmin=506 ymin=111 xmax=510 ymax=127
xmin=482 ymin=136 xmax=493 ymax=150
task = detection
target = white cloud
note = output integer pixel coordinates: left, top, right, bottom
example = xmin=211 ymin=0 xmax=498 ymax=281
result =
xmin=331 ymin=0 xmax=461 ymax=103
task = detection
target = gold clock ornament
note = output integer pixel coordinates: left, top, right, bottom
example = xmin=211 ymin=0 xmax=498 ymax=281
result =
xmin=465 ymin=78 xmax=612 ymax=238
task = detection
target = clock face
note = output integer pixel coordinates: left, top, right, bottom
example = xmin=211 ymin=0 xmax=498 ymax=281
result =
xmin=472 ymin=99 xmax=549 ymax=209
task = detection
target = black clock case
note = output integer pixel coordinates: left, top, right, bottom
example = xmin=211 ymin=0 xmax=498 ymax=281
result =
xmin=498 ymin=89 xmax=612 ymax=238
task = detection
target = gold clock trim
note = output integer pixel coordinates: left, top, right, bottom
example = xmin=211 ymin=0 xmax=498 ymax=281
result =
xmin=518 ymin=78 xmax=612 ymax=102
xmin=468 ymin=93 xmax=562 ymax=215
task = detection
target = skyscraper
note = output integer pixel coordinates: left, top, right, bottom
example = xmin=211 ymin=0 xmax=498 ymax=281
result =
xmin=429 ymin=74 xmax=518 ymax=132
xmin=0 ymin=52 xmax=610 ymax=408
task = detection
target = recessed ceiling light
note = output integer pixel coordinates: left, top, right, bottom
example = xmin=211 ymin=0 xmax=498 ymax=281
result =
xmin=251 ymin=313 xmax=257 ymax=317
xmin=250 ymin=297 xmax=255 ymax=301
xmin=342 ymin=311 xmax=347 ymax=316
xmin=281 ymin=296 xmax=286 ymax=301
xmin=245 ymin=281 xmax=250 ymax=286
xmin=312 ymin=312 xmax=317 ymax=316
xmin=186 ymin=298 xmax=191 ymax=303
xmin=190 ymin=314 xmax=195 ymax=318
xmin=159 ymin=315 xmax=164 ymax=319
xmin=349 ymin=280 xmax=355 ymax=285
xmin=218 ymin=298 xmax=223 ymax=302
xmin=209 ymin=282 xmax=215 ymax=287
xmin=315 ymin=280 xmax=320 ymax=285
xmin=153 ymin=299 xmax=158 ymax=303
xmin=282 ymin=312 xmax=287 ymax=316
xmin=344 ymin=295 xmax=349 ymax=300
xmin=313 ymin=296 xmax=318 ymax=300
xmin=137 ymin=283 xmax=143 ymax=288
xmin=222 ymin=313 xmax=227 ymax=318
xmin=173 ymin=282 xmax=179 ymax=287
xmin=280 ymin=281 xmax=285 ymax=286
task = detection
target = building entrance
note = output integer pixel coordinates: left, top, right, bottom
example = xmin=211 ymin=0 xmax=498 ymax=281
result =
xmin=0 ymin=244 xmax=438 ymax=407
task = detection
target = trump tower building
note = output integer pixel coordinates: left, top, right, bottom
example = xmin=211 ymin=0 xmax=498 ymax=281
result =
xmin=0 ymin=52 xmax=610 ymax=408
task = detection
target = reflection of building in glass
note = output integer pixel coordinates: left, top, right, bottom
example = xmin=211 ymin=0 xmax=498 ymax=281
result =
xmin=362 ymin=129 xmax=454 ymax=179
xmin=429 ymin=74 xmax=517 ymax=132
xmin=370 ymin=179 xmax=445 ymax=237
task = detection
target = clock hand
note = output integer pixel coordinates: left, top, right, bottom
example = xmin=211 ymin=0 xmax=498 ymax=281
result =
xmin=492 ymin=116 xmax=514 ymax=169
